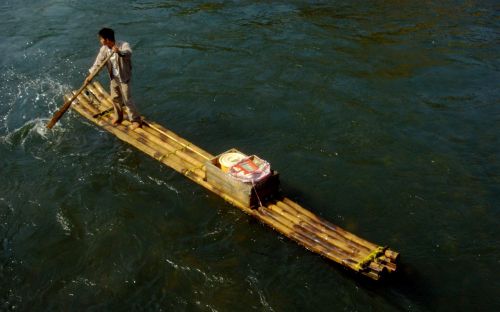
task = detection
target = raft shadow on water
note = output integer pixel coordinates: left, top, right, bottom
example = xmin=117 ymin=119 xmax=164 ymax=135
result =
xmin=350 ymin=261 xmax=435 ymax=311
xmin=279 ymin=179 xmax=436 ymax=310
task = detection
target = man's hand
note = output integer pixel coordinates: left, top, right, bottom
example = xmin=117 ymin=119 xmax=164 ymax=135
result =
xmin=112 ymin=45 xmax=120 ymax=53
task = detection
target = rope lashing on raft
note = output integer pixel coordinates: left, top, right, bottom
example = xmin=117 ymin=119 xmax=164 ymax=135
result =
xmin=156 ymin=145 xmax=188 ymax=162
xmin=93 ymin=107 xmax=114 ymax=118
xmin=143 ymin=121 xmax=211 ymax=161
xmin=183 ymin=163 xmax=206 ymax=177
xmin=354 ymin=246 xmax=387 ymax=271
xmin=84 ymin=90 xmax=107 ymax=112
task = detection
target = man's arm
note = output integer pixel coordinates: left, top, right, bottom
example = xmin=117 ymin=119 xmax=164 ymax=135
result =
xmin=113 ymin=41 xmax=132 ymax=57
xmin=85 ymin=46 xmax=108 ymax=83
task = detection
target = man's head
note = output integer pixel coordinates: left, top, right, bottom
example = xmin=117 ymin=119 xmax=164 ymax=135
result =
xmin=98 ymin=28 xmax=115 ymax=48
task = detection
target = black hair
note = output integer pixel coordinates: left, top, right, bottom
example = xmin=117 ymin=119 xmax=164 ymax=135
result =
xmin=98 ymin=28 xmax=115 ymax=41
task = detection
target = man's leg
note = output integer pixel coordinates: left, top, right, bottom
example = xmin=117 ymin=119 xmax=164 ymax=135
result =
xmin=110 ymin=79 xmax=124 ymax=125
xmin=120 ymin=81 xmax=141 ymax=129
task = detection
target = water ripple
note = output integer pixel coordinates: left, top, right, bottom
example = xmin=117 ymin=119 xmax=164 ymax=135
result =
xmin=165 ymin=258 xmax=228 ymax=286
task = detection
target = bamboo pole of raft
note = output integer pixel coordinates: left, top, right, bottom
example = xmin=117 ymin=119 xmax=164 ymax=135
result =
xmin=274 ymin=200 xmax=395 ymax=271
xmin=70 ymin=94 xmax=206 ymax=179
xmin=271 ymin=204 xmax=387 ymax=276
xmin=267 ymin=203 xmax=389 ymax=276
xmin=282 ymin=197 xmax=377 ymax=250
xmin=266 ymin=203 xmax=365 ymax=262
xmin=133 ymin=127 xmax=206 ymax=176
xmin=258 ymin=207 xmax=382 ymax=280
xmin=86 ymin=94 xmax=211 ymax=166
xmin=276 ymin=201 xmax=366 ymax=251
xmin=253 ymin=205 xmax=377 ymax=277
xmin=46 ymin=53 xmax=114 ymax=129
xmin=282 ymin=198 xmax=380 ymax=251
xmin=138 ymin=125 xmax=207 ymax=166
xmin=70 ymin=92 xmax=256 ymax=216
xmin=274 ymin=200 xmax=370 ymax=253
xmin=383 ymin=249 xmax=400 ymax=262
xmin=80 ymin=88 xmax=207 ymax=170
xmin=87 ymin=83 xmax=212 ymax=165
xmin=133 ymin=127 xmax=205 ymax=169
xmin=256 ymin=207 xmax=361 ymax=272
xmin=273 ymin=202 xmax=386 ymax=269
xmin=277 ymin=199 xmax=397 ymax=272
xmin=143 ymin=121 xmax=212 ymax=160
xmin=378 ymin=256 xmax=397 ymax=272
xmin=89 ymin=82 xmax=213 ymax=161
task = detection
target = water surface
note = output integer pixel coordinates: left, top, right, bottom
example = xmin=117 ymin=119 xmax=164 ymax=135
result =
xmin=1 ymin=1 xmax=499 ymax=311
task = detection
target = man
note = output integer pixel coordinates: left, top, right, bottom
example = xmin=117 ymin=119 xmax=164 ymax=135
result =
xmin=85 ymin=27 xmax=142 ymax=130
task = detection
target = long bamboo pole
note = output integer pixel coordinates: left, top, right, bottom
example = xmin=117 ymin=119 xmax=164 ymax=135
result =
xmin=267 ymin=203 xmax=365 ymax=262
xmin=384 ymin=249 xmax=400 ymax=262
xmin=278 ymin=199 xmax=397 ymax=273
xmin=269 ymin=202 xmax=389 ymax=275
xmin=258 ymin=207 xmax=382 ymax=279
xmin=70 ymin=93 xmax=206 ymax=178
xmin=82 ymin=86 xmax=206 ymax=174
xmin=256 ymin=207 xmax=361 ymax=272
xmin=133 ymin=127 xmax=205 ymax=169
xmin=282 ymin=198 xmax=379 ymax=251
xmin=89 ymin=81 xmax=213 ymax=161
xmin=70 ymin=90 xmax=256 ymax=216
xmin=274 ymin=200 xmax=369 ymax=253
xmin=378 ymin=256 xmax=397 ymax=272
xmin=47 ymin=53 xmax=113 ymax=129
xmin=144 ymin=121 xmax=212 ymax=161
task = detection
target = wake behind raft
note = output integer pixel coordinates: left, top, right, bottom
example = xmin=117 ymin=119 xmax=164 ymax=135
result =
xmin=58 ymin=81 xmax=399 ymax=280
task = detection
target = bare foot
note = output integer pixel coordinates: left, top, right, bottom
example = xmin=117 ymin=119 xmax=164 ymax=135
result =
xmin=129 ymin=121 xmax=142 ymax=130
xmin=111 ymin=117 xmax=122 ymax=126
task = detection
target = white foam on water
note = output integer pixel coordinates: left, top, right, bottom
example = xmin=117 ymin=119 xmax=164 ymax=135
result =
xmin=165 ymin=257 xmax=228 ymax=286
xmin=71 ymin=277 xmax=97 ymax=288
xmin=246 ymin=274 xmax=274 ymax=312
xmin=113 ymin=162 xmax=181 ymax=195
xmin=0 ymin=117 xmax=71 ymax=161
xmin=147 ymin=175 xmax=180 ymax=194
xmin=0 ymin=61 xmax=82 ymax=162
xmin=55 ymin=208 xmax=72 ymax=235
xmin=0 ymin=48 xmax=78 ymax=143
xmin=1 ymin=71 xmax=67 ymax=125
xmin=1 ymin=118 xmax=45 ymax=143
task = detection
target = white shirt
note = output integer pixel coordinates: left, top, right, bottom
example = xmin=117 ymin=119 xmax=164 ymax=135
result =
xmin=89 ymin=41 xmax=132 ymax=82
xmin=109 ymin=51 xmax=120 ymax=80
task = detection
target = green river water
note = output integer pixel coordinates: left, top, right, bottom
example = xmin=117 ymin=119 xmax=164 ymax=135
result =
xmin=1 ymin=1 xmax=499 ymax=311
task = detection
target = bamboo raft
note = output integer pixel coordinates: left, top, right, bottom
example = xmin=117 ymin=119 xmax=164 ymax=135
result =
xmin=65 ymin=81 xmax=399 ymax=280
